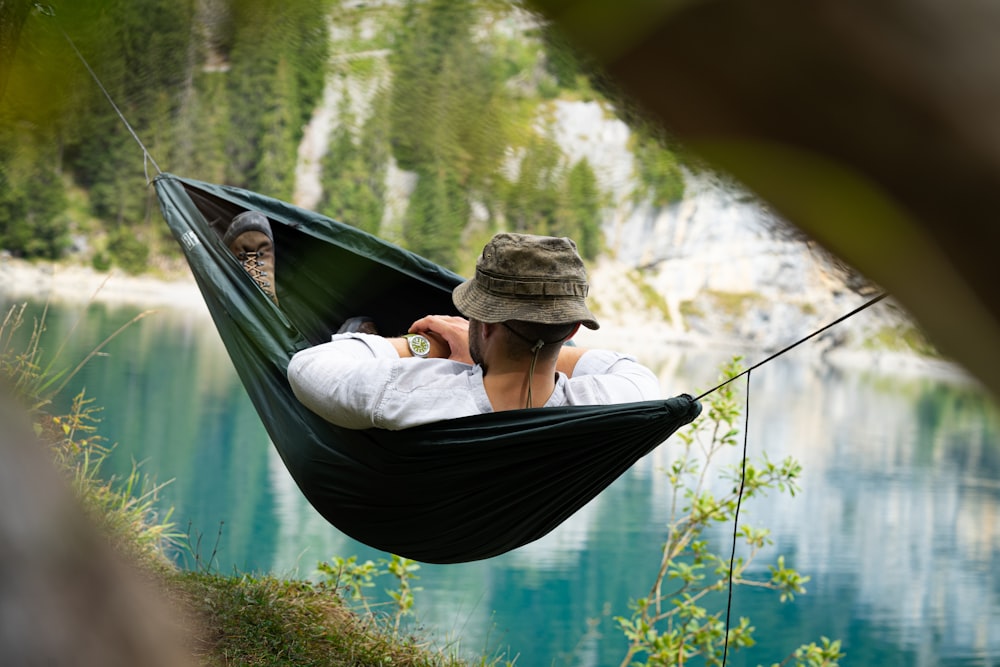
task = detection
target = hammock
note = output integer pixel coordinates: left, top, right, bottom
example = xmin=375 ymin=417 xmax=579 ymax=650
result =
xmin=154 ymin=173 xmax=702 ymax=564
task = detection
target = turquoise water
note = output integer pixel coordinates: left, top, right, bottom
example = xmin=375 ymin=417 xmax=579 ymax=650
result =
xmin=5 ymin=297 xmax=999 ymax=666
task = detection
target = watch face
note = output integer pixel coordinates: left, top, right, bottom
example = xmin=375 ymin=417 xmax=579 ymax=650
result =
xmin=407 ymin=334 xmax=431 ymax=357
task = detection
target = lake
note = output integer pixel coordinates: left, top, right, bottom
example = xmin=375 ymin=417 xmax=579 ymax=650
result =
xmin=4 ymin=296 xmax=998 ymax=666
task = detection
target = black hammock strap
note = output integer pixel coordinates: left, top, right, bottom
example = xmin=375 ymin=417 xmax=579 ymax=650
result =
xmin=154 ymin=173 xmax=702 ymax=564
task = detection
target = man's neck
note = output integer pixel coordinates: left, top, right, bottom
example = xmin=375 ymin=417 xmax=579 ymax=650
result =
xmin=482 ymin=362 xmax=559 ymax=411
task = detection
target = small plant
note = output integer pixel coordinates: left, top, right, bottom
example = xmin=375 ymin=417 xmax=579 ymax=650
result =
xmin=615 ymin=358 xmax=844 ymax=667
xmin=48 ymin=390 xmax=178 ymax=567
xmin=318 ymin=553 xmax=423 ymax=630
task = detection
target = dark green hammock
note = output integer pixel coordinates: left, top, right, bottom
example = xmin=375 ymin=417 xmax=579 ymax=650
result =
xmin=154 ymin=173 xmax=702 ymax=564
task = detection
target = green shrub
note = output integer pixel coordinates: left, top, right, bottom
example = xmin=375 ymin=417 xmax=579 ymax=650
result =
xmin=108 ymin=228 xmax=149 ymax=275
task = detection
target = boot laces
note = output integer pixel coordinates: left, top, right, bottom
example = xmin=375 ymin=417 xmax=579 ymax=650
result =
xmin=238 ymin=251 xmax=271 ymax=287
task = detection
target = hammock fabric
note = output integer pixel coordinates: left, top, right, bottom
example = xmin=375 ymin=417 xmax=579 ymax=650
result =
xmin=154 ymin=173 xmax=702 ymax=564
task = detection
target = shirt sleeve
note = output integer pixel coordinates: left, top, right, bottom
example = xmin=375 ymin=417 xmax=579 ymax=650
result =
xmin=569 ymin=349 xmax=662 ymax=403
xmin=287 ymin=333 xmax=400 ymax=430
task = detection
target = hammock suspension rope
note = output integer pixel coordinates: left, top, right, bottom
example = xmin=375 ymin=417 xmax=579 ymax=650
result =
xmin=37 ymin=3 xmax=163 ymax=180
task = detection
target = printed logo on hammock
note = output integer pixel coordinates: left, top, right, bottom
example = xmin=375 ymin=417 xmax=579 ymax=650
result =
xmin=180 ymin=231 xmax=200 ymax=251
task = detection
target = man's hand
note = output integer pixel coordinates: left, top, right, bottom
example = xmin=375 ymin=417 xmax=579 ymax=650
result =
xmin=409 ymin=315 xmax=473 ymax=364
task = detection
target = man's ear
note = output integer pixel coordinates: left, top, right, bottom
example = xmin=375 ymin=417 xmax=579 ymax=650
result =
xmin=481 ymin=321 xmax=499 ymax=338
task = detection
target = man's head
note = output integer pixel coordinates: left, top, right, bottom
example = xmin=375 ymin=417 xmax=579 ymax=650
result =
xmin=452 ymin=232 xmax=599 ymax=331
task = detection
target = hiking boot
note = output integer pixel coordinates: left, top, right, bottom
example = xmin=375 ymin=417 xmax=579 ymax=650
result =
xmin=224 ymin=211 xmax=278 ymax=305
xmin=337 ymin=316 xmax=379 ymax=335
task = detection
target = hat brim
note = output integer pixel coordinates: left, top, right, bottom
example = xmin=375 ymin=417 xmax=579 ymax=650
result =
xmin=453 ymin=278 xmax=600 ymax=330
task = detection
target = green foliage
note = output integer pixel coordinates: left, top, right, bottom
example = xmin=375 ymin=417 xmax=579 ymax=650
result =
xmin=319 ymin=88 xmax=390 ymax=234
xmin=318 ymin=553 xmax=423 ymax=632
xmin=864 ymin=323 xmax=939 ymax=357
xmin=179 ymin=572 xmax=350 ymax=667
xmin=252 ymin=56 xmax=299 ymax=200
xmin=0 ymin=128 xmax=70 ymax=259
xmin=504 ymin=133 xmax=605 ymax=259
xmin=172 ymin=72 xmax=230 ymax=184
xmin=224 ymin=0 xmax=333 ymax=191
xmin=539 ymin=26 xmax=583 ymax=91
xmin=313 ymin=553 xmax=520 ymax=665
xmin=630 ymin=124 xmax=685 ymax=208
xmin=0 ymin=303 xmax=49 ymax=406
xmin=176 ymin=568 xmax=500 ymax=667
xmin=504 ymin=128 xmax=563 ymax=234
xmin=763 ymin=637 xmax=846 ymax=667
xmin=626 ymin=270 xmax=672 ymax=323
xmin=50 ymin=391 xmax=178 ymax=568
xmin=6 ymin=0 xmax=695 ymax=275
xmin=557 ymin=158 xmax=603 ymax=259
xmin=388 ymin=0 xmax=510 ymax=268
xmin=615 ymin=358 xmax=840 ymax=667
xmin=403 ymin=161 xmax=469 ymax=268
xmin=107 ymin=225 xmax=149 ymax=274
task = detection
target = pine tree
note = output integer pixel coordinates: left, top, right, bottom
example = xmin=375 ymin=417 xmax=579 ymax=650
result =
xmin=404 ymin=163 xmax=468 ymax=269
xmin=253 ymin=56 xmax=298 ymax=199
xmin=0 ymin=131 xmax=70 ymax=259
xmin=319 ymin=88 xmax=389 ymax=234
xmin=558 ymin=158 xmax=602 ymax=259
xmin=390 ymin=0 xmax=508 ymax=260
xmin=504 ymin=130 xmax=563 ymax=235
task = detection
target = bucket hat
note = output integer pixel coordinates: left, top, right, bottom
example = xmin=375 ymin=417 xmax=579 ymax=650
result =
xmin=452 ymin=233 xmax=600 ymax=329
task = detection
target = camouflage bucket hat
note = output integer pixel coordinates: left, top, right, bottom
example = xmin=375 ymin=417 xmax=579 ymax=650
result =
xmin=452 ymin=232 xmax=600 ymax=330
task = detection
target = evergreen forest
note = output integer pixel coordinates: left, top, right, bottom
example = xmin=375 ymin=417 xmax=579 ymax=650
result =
xmin=0 ymin=0 xmax=685 ymax=275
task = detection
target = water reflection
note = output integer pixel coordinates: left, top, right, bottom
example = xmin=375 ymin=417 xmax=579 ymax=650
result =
xmin=3 ymin=296 xmax=997 ymax=666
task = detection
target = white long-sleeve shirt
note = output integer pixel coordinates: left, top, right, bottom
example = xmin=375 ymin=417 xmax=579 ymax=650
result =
xmin=287 ymin=333 xmax=661 ymax=430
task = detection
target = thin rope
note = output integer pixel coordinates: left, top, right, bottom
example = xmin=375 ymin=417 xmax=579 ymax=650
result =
xmin=695 ymin=292 xmax=888 ymax=401
xmin=710 ymin=292 xmax=886 ymax=665
xmin=525 ymin=341 xmax=544 ymax=408
xmin=720 ymin=369 xmax=751 ymax=667
xmin=36 ymin=3 xmax=162 ymax=177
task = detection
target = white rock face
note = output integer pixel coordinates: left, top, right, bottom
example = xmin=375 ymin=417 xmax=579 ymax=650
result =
xmin=546 ymin=99 xmax=896 ymax=353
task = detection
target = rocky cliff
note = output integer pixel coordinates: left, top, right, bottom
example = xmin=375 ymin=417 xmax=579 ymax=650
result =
xmin=547 ymin=99 xmax=903 ymax=355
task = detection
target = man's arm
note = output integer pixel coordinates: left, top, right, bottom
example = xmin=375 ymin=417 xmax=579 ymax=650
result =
xmin=287 ymin=335 xmax=400 ymax=429
xmin=407 ymin=315 xmax=473 ymax=364
xmin=565 ymin=349 xmax=661 ymax=402
xmin=555 ymin=346 xmax=588 ymax=377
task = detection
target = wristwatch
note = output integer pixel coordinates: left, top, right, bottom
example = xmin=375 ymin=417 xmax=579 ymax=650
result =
xmin=403 ymin=333 xmax=431 ymax=358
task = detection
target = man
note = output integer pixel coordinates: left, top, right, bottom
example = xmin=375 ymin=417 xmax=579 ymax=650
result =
xmin=281 ymin=231 xmax=661 ymax=430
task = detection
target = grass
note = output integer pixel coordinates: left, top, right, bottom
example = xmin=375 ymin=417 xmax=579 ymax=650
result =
xmin=1 ymin=302 xmax=511 ymax=667
xmin=173 ymin=571 xmax=496 ymax=667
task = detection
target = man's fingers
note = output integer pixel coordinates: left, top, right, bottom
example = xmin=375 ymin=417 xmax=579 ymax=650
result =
xmin=409 ymin=315 xmax=469 ymax=334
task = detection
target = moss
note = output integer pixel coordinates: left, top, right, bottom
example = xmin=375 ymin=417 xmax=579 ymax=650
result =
xmin=704 ymin=290 xmax=765 ymax=318
xmin=344 ymin=56 xmax=382 ymax=79
xmin=626 ymin=270 xmax=671 ymax=324
xmin=863 ymin=324 xmax=940 ymax=357
xmin=679 ymin=299 xmax=703 ymax=322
